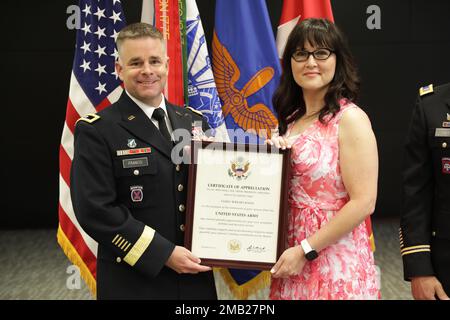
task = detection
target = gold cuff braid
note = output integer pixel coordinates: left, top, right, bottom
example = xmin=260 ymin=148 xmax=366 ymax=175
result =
xmin=124 ymin=226 xmax=155 ymax=266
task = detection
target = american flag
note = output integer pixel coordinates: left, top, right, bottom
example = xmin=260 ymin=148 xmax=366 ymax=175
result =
xmin=57 ymin=0 xmax=126 ymax=296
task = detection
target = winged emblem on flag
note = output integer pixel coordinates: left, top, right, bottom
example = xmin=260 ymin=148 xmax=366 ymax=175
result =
xmin=212 ymin=32 xmax=278 ymax=138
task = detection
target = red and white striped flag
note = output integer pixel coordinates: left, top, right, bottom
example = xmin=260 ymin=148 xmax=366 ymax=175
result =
xmin=276 ymin=0 xmax=334 ymax=59
xmin=57 ymin=0 xmax=126 ymax=296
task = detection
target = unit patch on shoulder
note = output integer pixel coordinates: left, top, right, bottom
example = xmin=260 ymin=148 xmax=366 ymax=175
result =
xmin=186 ymin=106 xmax=203 ymax=117
xmin=76 ymin=113 xmax=100 ymax=124
xmin=419 ymin=84 xmax=434 ymax=97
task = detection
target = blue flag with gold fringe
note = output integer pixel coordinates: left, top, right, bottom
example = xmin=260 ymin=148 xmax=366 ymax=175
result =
xmin=212 ymin=0 xmax=281 ymax=299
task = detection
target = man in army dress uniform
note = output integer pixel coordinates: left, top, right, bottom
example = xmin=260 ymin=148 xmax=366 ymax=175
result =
xmin=70 ymin=23 xmax=217 ymax=299
xmin=400 ymin=83 xmax=450 ymax=300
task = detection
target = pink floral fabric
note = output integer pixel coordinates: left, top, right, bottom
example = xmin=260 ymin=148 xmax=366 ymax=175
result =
xmin=270 ymin=101 xmax=380 ymax=300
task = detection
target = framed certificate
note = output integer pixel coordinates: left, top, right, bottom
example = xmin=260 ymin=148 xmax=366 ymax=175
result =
xmin=185 ymin=141 xmax=291 ymax=270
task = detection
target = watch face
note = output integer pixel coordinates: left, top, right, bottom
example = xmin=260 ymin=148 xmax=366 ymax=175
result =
xmin=306 ymin=250 xmax=318 ymax=261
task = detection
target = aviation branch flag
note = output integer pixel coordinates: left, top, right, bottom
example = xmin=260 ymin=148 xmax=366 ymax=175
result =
xmin=213 ymin=0 xmax=281 ymax=143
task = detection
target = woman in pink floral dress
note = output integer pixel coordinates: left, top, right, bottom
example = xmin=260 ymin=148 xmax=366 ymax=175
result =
xmin=267 ymin=18 xmax=380 ymax=299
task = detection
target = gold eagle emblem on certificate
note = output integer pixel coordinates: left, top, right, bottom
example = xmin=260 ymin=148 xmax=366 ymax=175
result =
xmin=228 ymin=157 xmax=251 ymax=180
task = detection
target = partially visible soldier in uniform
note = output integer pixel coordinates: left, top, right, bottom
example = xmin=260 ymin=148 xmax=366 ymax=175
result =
xmin=400 ymin=83 xmax=450 ymax=300
xmin=70 ymin=23 xmax=217 ymax=299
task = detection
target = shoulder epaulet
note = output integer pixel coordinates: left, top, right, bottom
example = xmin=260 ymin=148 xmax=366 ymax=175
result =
xmin=76 ymin=113 xmax=100 ymax=124
xmin=185 ymin=106 xmax=203 ymax=117
xmin=419 ymin=84 xmax=434 ymax=97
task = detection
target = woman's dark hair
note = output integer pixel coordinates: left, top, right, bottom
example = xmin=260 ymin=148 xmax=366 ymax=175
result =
xmin=273 ymin=18 xmax=360 ymax=135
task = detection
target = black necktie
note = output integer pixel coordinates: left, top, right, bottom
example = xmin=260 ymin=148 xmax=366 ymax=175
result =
xmin=152 ymin=108 xmax=171 ymax=144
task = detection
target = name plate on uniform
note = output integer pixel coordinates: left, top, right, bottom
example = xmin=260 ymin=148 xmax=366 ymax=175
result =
xmin=185 ymin=142 xmax=290 ymax=270
xmin=435 ymin=128 xmax=450 ymax=137
xmin=122 ymin=157 xmax=149 ymax=168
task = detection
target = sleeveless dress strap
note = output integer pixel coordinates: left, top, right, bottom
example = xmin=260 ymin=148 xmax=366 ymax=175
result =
xmin=327 ymin=100 xmax=359 ymax=126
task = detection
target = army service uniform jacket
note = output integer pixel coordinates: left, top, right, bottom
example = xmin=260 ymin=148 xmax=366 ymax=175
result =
xmin=70 ymin=92 xmax=217 ymax=299
xmin=400 ymin=83 xmax=450 ymax=290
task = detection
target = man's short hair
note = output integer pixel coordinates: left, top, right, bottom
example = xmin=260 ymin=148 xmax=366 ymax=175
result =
xmin=116 ymin=23 xmax=164 ymax=53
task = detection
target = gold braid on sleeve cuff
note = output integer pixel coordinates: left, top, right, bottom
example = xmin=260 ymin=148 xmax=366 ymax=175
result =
xmin=123 ymin=226 xmax=155 ymax=266
xmin=400 ymin=245 xmax=431 ymax=256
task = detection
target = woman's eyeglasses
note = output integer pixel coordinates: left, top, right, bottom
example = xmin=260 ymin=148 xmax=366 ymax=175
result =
xmin=291 ymin=48 xmax=334 ymax=62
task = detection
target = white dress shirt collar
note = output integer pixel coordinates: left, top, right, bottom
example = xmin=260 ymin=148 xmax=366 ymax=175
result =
xmin=124 ymin=91 xmax=173 ymax=135
xmin=125 ymin=91 xmax=167 ymax=120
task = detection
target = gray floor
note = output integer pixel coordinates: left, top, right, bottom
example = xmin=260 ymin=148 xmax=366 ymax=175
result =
xmin=0 ymin=218 xmax=412 ymax=300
